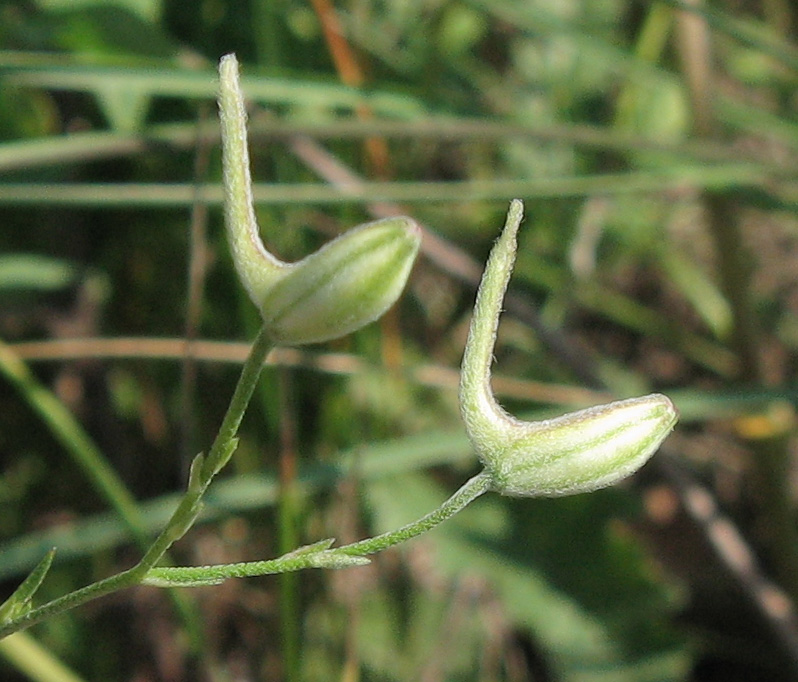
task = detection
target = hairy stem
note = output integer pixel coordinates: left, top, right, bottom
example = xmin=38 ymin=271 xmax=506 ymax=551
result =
xmin=337 ymin=470 xmax=493 ymax=556
xmin=142 ymin=471 xmax=493 ymax=586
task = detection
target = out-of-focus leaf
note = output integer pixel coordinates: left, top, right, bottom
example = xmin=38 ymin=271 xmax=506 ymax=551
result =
xmin=0 ymin=87 xmax=59 ymax=141
xmin=0 ymin=631 xmax=87 ymax=682
xmin=18 ymin=5 xmax=180 ymax=130
xmin=94 ymin=83 xmax=150 ymax=132
xmin=0 ymin=254 xmax=78 ymax=292
xmin=36 ymin=0 xmax=163 ymax=24
xmin=44 ymin=6 xmax=176 ymax=58
xmin=4 ymin=65 xmax=426 ymax=119
xmin=662 ymin=250 xmax=732 ymax=339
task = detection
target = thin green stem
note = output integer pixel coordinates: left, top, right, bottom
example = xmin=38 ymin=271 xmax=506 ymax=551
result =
xmin=336 ymin=470 xmax=493 ymax=556
xmin=205 ymin=326 xmax=275 ymax=475
xmin=0 ymin=338 xmax=204 ymax=648
xmin=138 ymin=325 xmax=274 ymax=571
xmin=142 ymin=471 xmax=493 ymax=585
xmin=0 ymin=568 xmax=137 ymax=640
xmin=0 ymin=326 xmax=275 ymax=640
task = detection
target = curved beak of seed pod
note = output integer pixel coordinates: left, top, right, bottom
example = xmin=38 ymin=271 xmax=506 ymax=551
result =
xmin=459 ymin=200 xmax=678 ymax=497
xmin=218 ymin=53 xmax=420 ymax=345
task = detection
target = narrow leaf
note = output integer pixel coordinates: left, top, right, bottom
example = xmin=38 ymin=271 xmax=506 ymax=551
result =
xmin=307 ymin=552 xmax=371 ymax=569
xmin=283 ymin=538 xmax=336 ymax=557
xmin=0 ymin=549 xmax=56 ymax=623
xmin=141 ymin=573 xmax=225 ymax=588
xmin=187 ymin=452 xmax=205 ymax=492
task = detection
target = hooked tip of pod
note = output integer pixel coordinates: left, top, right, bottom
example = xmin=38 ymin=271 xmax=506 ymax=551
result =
xmin=458 ymin=200 xmax=678 ymax=498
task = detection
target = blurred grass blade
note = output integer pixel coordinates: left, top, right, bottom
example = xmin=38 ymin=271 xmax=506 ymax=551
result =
xmin=0 ymin=340 xmax=148 ymax=546
xmin=662 ymin=250 xmax=733 ymax=339
xmin=0 ymin=255 xmax=78 ymax=292
xmin=0 ymin=118 xmax=790 ymax=175
xmin=0 ymin=164 xmax=782 ymax=208
xmin=2 ymin=64 xmax=425 ymax=118
xmin=0 ymin=632 xmax=87 ymax=682
xmin=718 ymin=95 xmax=798 ymax=150
xmin=94 ymin=84 xmax=151 ymax=132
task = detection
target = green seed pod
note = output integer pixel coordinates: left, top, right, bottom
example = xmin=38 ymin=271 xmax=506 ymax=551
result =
xmin=218 ymin=54 xmax=420 ymax=345
xmin=259 ymin=216 xmax=421 ymax=344
xmin=476 ymin=393 xmax=677 ymax=497
xmin=459 ymin=200 xmax=678 ymax=497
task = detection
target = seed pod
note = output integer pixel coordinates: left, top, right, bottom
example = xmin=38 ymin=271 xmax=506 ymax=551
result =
xmin=218 ymin=54 xmax=420 ymax=345
xmin=459 ymin=200 xmax=678 ymax=497
xmin=259 ymin=216 xmax=420 ymax=344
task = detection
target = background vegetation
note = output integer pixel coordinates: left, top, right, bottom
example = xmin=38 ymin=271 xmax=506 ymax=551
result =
xmin=2 ymin=0 xmax=798 ymax=680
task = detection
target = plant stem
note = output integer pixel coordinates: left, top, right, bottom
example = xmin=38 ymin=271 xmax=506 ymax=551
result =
xmin=0 ymin=568 xmax=137 ymax=641
xmin=0 ymin=334 xmax=203 ymax=650
xmin=0 ymin=326 xmax=275 ymax=640
xmin=336 ymin=470 xmax=493 ymax=556
xmin=142 ymin=471 xmax=493 ymax=585
xmin=1 ymin=332 xmax=485 ymax=637
xmin=137 ymin=325 xmax=274 ymax=571
xmin=203 ymin=325 xmax=276 ymax=478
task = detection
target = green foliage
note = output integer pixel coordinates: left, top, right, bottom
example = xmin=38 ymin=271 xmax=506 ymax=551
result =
xmin=2 ymin=0 xmax=798 ymax=679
